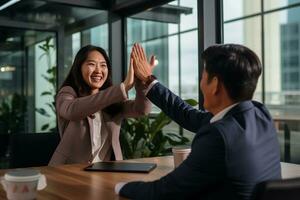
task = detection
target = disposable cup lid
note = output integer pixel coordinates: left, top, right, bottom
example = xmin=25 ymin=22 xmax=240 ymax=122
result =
xmin=172 ymin=146 xmax=191 ymax=153
xmin=4 ymin=169 xmax=41 ymax=182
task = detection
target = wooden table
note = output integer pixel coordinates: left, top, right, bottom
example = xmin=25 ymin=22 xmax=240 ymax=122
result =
xmin=0 ymin=156 xmax=173 ymax=200
xmin=1 ymin=156 xmax=300 ymax=200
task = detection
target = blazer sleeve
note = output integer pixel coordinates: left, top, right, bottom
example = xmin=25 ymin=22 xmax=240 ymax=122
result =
xmin=146 ymin=82 xmax=213 ymax=132
xmin=56 ymin=85 xmax=127 ymax=121
xmin=119 ymin=127 xmax=226 ymax=200
xmin=121 ymin=80 xmax=152 ymax=118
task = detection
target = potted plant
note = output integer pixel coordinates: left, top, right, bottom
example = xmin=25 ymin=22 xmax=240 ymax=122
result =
xmin=120 ymin=99 xmax=198 ymax=159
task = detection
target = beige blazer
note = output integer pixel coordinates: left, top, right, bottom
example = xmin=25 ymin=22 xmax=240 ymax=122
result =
xmin=49 ymin=82 xmax=151 ymax=166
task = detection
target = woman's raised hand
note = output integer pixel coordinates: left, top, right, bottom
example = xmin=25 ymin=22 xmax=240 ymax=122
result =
xmin=123 ymin=55 xmax=135 ymax=92
xmin=132 ymin=43 xmax=156 ymax=83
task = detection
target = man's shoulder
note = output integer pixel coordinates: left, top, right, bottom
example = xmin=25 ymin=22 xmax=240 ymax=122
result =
xmin=194 ymin=123 xmax=224 ymax=142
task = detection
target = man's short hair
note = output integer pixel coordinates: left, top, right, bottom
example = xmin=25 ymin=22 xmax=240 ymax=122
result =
xmin=201 ymin=44 xmax=262 ymax=102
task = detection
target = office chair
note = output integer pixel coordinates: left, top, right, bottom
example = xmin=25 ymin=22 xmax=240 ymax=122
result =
xmin=9 ymin=132 xmax=60 ymax=168
xmin=253 ymin=178 xmax=300 ymax=200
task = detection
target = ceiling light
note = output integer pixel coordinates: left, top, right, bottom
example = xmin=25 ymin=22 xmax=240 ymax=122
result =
xmin=0 ymin=0 xmax=21 ymax=11
xmin=6 ymin=37 xmax=14 ymax=42
xmin=0 ymin=65 xmax=16 ymax=72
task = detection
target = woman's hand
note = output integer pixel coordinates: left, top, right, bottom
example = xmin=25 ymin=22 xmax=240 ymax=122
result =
xmin=123 ymin=56 xmax=135 ymax=92
xmin=132 ymin=43 xmax=157 ymax=83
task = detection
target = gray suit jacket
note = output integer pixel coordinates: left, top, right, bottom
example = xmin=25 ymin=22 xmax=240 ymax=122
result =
xmin=49 ymin=82 xmax=151 ymax=166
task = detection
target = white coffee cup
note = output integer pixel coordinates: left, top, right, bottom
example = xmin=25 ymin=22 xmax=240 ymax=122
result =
xmin=1 ymin=168 xmax=47 ymax=200
xmin=172 ymin=146 xmax=191 ymax=168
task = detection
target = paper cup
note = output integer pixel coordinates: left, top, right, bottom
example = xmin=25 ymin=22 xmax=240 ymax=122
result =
xmin=1 ymin=169 xmax=47 ymax=200
xmin=172 ymin=146 xmax=191 ymax=168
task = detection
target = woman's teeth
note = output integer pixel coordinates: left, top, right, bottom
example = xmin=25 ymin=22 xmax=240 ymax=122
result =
xmin=91 ymin=76 xmax=102 ymax=82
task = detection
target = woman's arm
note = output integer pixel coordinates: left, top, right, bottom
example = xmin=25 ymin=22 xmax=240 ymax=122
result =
xmin=56 ymin=85 xmax=128 ymax=121
xmin=121 ymin=79 xmax=152 ymax=118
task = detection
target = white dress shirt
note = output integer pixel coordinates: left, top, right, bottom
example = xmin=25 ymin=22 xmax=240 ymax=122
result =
xmin=210 ymin=103 xmax=238 ymax=123
xmin=92 ymin=111 xmax=102 ymax=163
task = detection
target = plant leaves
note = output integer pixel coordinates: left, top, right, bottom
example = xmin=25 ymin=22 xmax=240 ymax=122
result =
xmin=35 ymin=108 xmax=51 ymax=117
xmin=41 ymin=91 xmax=52 ymax=96
xmin=184 ymin=99 xmax=198 ymax=106
xmin=41 ymin=124 xmax=49 ymax=131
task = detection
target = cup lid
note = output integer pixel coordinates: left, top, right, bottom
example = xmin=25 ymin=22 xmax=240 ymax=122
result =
xmin=172 ymin=146 xmax=191 ymax=153
xmin=4 ymin=169 xmax=41 ymax=182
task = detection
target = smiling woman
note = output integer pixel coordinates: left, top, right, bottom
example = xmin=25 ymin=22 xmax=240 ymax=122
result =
xmin=48 ymin=45 xmax=152 ymax=166
xmin=81 ymin=51 xmax=109 ymax=94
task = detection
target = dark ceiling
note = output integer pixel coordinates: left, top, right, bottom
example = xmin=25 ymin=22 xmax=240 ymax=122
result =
xmin=0 ymin=0 xmax=105 ymax=28
xmin=0 ymin=0 xmax=191 ymax=53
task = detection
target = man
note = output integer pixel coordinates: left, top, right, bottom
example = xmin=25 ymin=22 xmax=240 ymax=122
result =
xmin=116 ymin=44 xmax=281 ymax=200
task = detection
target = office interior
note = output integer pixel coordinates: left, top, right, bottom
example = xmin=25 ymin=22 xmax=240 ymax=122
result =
xmin=0 ymin=0 xmax=300 ymax=169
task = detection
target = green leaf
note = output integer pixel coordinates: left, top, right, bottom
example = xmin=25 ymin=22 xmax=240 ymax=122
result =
xmin=47 ymin=67 xmax=56 ymax=74
xmin=38 ymin=45 xmax=47 ymax=52
xmin=184 ymin=99 xmax=198 ymax=106
xmin=41 ymin=91 xmax=52 ymax=96
xmin=41 ymin=124 xmax=49 ymax=131
xmin=46 ymin=102 xmax=55 ymax=113
xmin=35 ymin=108 xmax=51 ymax=117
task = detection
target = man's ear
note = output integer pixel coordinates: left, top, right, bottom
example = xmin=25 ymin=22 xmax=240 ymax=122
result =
xmin=211 ymin=76 xmax=219 ymax=95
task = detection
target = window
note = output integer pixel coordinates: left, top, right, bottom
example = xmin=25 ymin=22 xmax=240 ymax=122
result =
xmin=223 ymin=0 xmax=261 ymax=21
xmin=127 ymin=0 xmax=198 ymax=105
xmin=0 ymin=29 xmax=56 ymax=133
xmin=126 ymin=0 xmax=199 ymax=141
xmin=63 ymin=15 xmax=108 ymax=79
xmin=264 ymin=0 xmax=300 ymax=11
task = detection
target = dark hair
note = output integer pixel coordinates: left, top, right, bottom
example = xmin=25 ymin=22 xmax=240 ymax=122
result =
xmin=60 ymin=45 xmax=122 ymax=116
xmin=201 ymin=44 xmax=262 ymax=102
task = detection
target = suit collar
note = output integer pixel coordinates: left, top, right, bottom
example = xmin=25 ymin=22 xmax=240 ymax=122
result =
xmin=210 ymin=103 xmax=238 ymax=123
xmin=224 ymin=101 xmax=254 ymax=118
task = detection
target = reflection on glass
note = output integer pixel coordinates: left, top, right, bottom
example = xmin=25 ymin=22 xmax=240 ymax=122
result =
xmin=264 ymin=0 xmax=300 ymax=11
xmin=224 ymin=16 xmax=262 ymax=101
xmin=264 ymin=7 xmax=300 ymax=116
xmin=223 ymin=0 xmax=261 ymax=21
xmin=180 ymin=31 xmax=198 ymax=101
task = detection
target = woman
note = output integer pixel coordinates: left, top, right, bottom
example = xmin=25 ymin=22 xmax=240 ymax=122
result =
xmin=49 ymin=45 xmax=152 ymax=165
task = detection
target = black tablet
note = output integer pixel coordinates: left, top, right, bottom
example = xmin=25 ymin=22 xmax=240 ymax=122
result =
xmin=84 ymin=162 xmax=157 ymax=173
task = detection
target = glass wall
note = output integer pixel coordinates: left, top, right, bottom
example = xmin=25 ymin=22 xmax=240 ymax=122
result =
xmin=223 ymin=0 xmax=300 ymax=164
xmin=127 ymin=0 xmax=198 ymax=105
xmin=63 ymin=18 xmax=108 ymax=79
xmin=126 ymin=0 xmax=199 ymax=142
xmin=0 ymin=29 xmax=56 ymax=133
